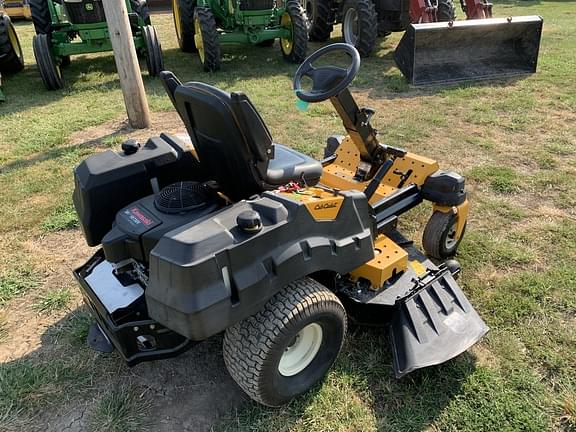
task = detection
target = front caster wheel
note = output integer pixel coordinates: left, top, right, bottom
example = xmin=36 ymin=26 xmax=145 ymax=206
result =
xmin=422 ymin=211 xmax=466 ymax=259
xmin=223 ymin=278 xmax=347 ymax=407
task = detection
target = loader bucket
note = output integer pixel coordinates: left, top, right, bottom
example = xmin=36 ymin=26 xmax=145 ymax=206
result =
xmin=394 ymin=16 xmax=543 ymax=86
xmin=391 ymin=271 xmax=488 ymax=377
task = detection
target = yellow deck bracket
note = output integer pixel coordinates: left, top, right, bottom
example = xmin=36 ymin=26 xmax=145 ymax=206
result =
xmin=349 ymin=235 xmax=408 ymax=290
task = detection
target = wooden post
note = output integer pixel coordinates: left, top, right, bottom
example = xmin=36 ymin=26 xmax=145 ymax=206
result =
xmin=102 ymin=0 xmax=151 ymax=129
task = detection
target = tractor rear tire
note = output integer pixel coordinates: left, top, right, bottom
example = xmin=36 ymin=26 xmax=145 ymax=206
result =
xmin=280 ymin=0 xmax=308 ymax=64
xmin=29 ymin=0 xmax=52 ymax=34
xmin=437 ymin=0 xmax=456 ymax=22
xmin=341 ymin=0 xmax=377 ymax=58
xmin=33 ymin=33 xmax=63 ymax=90
xmin=304 ymin=0 xmax=333 ymax=42
xmin=173 ymin=0 xmax=197 ymax=52
xmin=422 ymin=211 xmax=465 ymax=259
xmin=0 ymin=14 xmax=25 ymax=74
xmin=142 ymin=25 xmax=164 ymax=77
xmin=223 ymin=278 xmax=347 ymax=407
xmin=193 ymin=7 xmax=220 ymax=72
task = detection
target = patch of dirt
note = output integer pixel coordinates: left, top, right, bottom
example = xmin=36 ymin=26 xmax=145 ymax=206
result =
xmin=66 ymin=111 xmax=187 ymax=150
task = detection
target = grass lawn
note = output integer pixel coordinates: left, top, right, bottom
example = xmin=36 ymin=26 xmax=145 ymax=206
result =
xmin=0 ymin=1 xmax=575 ymax=431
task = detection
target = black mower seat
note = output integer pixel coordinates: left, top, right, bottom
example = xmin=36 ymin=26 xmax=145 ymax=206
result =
xmin=160 ymin=72 xmax=322 ymax=201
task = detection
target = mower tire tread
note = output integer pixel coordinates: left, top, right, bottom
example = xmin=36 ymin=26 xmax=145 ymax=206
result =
xmin=194 ymin=7 xmax=220 ymax=72
xmin=437 ymin=0 xmax=456 ymax=22
xmin=223 ymin=278 xmax=347 ymax=407
xmin=308 ymin=0 xmax=333 ymax=42
xmin=33 ymin=33 xmax=63 ymax=90
xmin=143 ymin=25 xmax=164 ymax=77
xmin=342 ymin=0 xmax=377 ymax=57
xmin=281 ymin=0 xmax=308 ymax=64
xmin=29 ymin=0 xmax=52 ymax=34
xmin=0 ymin=14 xmax=24 ymax=74
xmin=422 ymin=210 xmax=465 ymax=259
xmin=173 ymin=0 xmax=197 ymax=52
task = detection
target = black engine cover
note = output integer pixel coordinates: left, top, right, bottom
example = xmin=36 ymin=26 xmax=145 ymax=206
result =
xmin=102 ymin=194 xmax=220 ymax=264
xmin=73 ymin=134 xmax=206 ymax=247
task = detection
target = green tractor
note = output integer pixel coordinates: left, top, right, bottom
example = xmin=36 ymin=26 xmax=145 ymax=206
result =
xmin=172 ymin=0 xmax=308 ymax=71
xmin=0 ymin=11 xmax=25 ymax=101
xmin=29 ymin=0 xmax=164 ymax=90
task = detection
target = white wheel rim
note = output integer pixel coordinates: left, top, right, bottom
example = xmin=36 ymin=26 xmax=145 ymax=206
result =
xmin=445 ymin=221 xmax=458 ymax=249
xmin=343 ymin=8 xmax=359 ymax=45
xmin=278 ymin=323 xmax=323 ymax=377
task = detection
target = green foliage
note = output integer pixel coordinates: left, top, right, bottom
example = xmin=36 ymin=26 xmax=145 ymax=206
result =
xmin=41 ymin=202 xmax=78 ymax=232
xmin=0 ymin=267 xmax=39 ymax=306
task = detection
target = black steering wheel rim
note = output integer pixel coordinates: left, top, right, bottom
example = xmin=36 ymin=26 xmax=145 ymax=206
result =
xmin=293 ymin=43 xmax=361 ymax=103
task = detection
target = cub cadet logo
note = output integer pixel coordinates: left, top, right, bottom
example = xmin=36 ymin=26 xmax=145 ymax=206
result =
xmin=314 ymin=201 xmax=339 ymax=210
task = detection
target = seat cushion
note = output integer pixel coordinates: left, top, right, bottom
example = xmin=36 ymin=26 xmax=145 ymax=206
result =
xmin=265 ymin=144 xmax=323 ymax=186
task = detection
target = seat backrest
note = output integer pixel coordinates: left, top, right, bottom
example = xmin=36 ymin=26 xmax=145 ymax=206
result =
xmin=161 ymin=72 xmax=275 ymax=201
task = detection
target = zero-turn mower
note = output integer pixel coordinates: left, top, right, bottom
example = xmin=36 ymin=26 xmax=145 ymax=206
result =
xmin=302 ymin=0 xmax=543 ymax=85
xmin=29 ymin=0 xmax=163 ymax=90
xmin=0 ymin=10 xmax=25 ymax=101
xmin=72 ymin=43 xmax=488 ymax=406
xmin=171 ymin=0 xmax=308 ymax=71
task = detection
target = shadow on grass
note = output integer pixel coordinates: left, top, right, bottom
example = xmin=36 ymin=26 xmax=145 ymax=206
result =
xmin=0 ymin=298 xmax=480 ymax=432
xmin=0 ymin=306 xmax=246 ymax=432
xmin=0 ymin=126 xmax=130 ymax=175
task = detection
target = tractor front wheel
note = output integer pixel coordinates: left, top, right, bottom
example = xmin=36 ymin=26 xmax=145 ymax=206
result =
xmin=33 ymin=33 xmax=63 ymax=90
xmin=142 ymin=25 xmax=164 ymax=76
xmin=280 ymin=0 xmax=308 ymax=64
xmin=0 ymin=14 xmax=25 ymax=74
xmin=437 ymin=0 xmax=456 ymax=21
xmin=29 ymin=0 xmax=52 ymax=34
xmin=193 ymin=7 xmax=220 ymax=72
xmin=304 ymin=0 xmax=333 ymax=42
xmin=173 ymin=0 xmax=197 ymax=52
xmin=223 ymin=278 xmax=347 ymax=406
xmin=341 ymin=0 xmax=377 ymax=57
xmin=422 ymin=211 xmax=466 ymax=259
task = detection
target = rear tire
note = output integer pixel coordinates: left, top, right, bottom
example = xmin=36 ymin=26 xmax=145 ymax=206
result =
xmin=173 ymin=0 xmax=197 ymax=52
xmin=280 ymin=0 xmax=308 ymax=64
xmin=341 ymin=0 xmax=377 ymax=58
xmin=0 ymin=14 xmax=25 ymax=74
xmin=437 ymin=0 xmax=456 ymax=21
xmin=32 ymin=33 xmax=63 ymax=90
xmin=193 ymin=7 xmax=220 ymax=72
xmin=29 ymin=0 xmax=52 ymax=34
xmin=223 ymin=278 xmax=347 ymax=407
xmin=304 ymin=0 xmax=333 ymax=42
xmin=422 ymin=211 xmax=465 ymax=259
xmin=142 ymin=25 xmax=164 ymax=76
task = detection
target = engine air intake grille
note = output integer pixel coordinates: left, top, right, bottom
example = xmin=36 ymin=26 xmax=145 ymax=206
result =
xmin=154 ymin=181 xmax=215 ymax=214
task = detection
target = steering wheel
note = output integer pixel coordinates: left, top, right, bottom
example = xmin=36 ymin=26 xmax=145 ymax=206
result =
xmin=293 ymin=43 xmax=361 ymax=103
